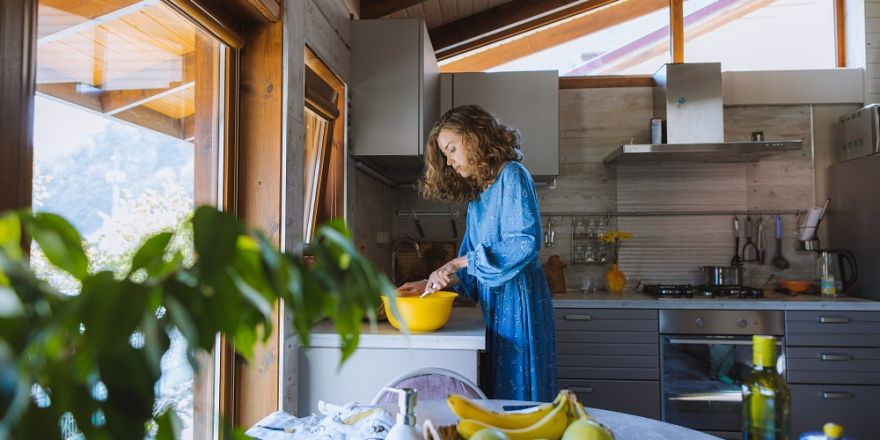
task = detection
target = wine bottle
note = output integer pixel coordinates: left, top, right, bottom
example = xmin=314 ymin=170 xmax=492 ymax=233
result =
xmin=742 ymin=335 xmax=791 ymax=440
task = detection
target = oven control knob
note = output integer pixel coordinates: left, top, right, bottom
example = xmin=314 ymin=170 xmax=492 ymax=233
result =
xmin=737 ymin=319 xmax=748 ymax=328
xmin=694 ymin=317 xmax=705 ymax=328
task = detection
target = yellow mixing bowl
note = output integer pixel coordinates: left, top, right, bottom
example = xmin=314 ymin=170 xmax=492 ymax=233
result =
xmin=381 ymin=291 xmax=458 ymax=333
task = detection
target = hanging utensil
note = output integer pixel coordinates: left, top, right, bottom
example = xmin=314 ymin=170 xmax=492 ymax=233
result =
xmin=731 ymin=216 xmax=743 ymax=266
xmin=772 ymin=215 xmax=790 ymax=269
xmin=544 ymin=219 xmax=555 ymax=248
xmin=757 ymin=216 xmax=766 ymax=265
xmin=741 ymin=215 xmax=759 ymax=262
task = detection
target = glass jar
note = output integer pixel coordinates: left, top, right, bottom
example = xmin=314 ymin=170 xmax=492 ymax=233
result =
xmin=574 ymin=219 xmax=587 ymax=240
xmin=574 ymin=245 xmax=585 ymax=263
xmin=597 ymin=241 xmax=608 ymax=262
xmin=587 ymin=217 xmax=598 ymax=239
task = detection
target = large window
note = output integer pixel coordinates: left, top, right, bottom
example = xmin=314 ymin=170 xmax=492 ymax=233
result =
xmin=33 ymin=0 xmax=228 ymax=437
xmin=444 ymin=0 xmax=838 ymax=75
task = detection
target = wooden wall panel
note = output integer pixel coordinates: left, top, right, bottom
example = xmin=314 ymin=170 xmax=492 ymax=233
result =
xmin=304 ymin=0 xmax=350 ymax=82
xmin=235 ymin=17 xmax=283 ymax=428
xmin=281 ymin=0 xmax=305 ymax=415
xmin=0 ymin=0 xmax=36 ymax=213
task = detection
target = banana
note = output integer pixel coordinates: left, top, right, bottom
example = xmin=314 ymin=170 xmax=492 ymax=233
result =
xmin=456 ymin=392 xmax=572 ymax=440
xmin=447 ymin=392 xmax=564 ymax=429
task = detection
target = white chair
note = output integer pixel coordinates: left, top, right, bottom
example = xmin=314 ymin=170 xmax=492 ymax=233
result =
xmin=370 ymin=367 xmax=487 ymax=405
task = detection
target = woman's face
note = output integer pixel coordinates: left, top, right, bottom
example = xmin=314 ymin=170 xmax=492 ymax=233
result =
xmin=437 ymin=128 xmax=472 ymax=178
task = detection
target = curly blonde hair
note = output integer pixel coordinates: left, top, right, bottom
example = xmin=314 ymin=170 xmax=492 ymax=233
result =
xmin=418 ymin=105 xmax=522 ymax=203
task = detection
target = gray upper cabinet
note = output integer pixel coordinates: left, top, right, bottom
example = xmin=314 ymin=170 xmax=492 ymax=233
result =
xmin=442 ymin=71 xmax=559 ymax=181
xmin=351 ymin=19 xmax=439 ymax=183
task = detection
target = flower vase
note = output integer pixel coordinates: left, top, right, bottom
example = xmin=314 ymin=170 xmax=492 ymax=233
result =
xmin=605 ymin=263 xmax=626 ymax=294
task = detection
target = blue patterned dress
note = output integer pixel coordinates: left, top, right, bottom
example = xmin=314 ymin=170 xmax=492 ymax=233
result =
xmin=453 ymin=161 xmax=558 ymax=402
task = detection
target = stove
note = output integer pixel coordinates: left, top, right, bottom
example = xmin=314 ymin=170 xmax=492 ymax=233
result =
xmin=643 ymin=284 xmax=764 ymax=299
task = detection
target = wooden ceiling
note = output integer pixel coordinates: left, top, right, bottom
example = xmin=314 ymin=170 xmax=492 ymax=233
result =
xmin=36 ymin=0 xmax=208 ymax=140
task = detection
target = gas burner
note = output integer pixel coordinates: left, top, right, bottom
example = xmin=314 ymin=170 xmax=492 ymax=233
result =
xmin=643 ymin=284 xmax=763 ymax=299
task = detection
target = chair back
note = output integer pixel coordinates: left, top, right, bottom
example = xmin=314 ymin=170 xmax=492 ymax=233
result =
xmin=370 ymin=367 xmax=486 ymax=405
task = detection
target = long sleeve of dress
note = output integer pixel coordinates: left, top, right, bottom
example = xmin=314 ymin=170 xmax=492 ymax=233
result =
xmin=454 ymin=232 xmax=479 ymax=302
xmin=465 ymin=166 xmax=541 ymax=288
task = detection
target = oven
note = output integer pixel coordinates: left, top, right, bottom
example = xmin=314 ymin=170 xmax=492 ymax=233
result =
xmin=659 ymin=310 xmax=785 ymax=440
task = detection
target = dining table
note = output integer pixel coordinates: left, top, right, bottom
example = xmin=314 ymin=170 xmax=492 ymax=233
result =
xmin=389 ymin=399 xmax=722 ymax=440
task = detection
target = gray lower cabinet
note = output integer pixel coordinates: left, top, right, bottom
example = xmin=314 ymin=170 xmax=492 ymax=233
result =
xmin=785 ymin=310 xmax=880 ymax=438
xmin=555 ymin=309 xmax=660 ymax=419
xmin=790 ymin=384 xmax=879 ymax=438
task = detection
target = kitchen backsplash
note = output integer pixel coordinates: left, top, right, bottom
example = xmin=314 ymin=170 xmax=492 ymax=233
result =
xmin=361 ymin=86 xmax=837 ymax=291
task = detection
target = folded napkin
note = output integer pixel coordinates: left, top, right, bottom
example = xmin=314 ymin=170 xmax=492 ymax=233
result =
xmin=245 ymin=401 xmax=395 ymax=439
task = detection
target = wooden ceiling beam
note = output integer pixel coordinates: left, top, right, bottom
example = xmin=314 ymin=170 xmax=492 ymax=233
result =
xmin=432 ymin=0 xmax=621 ymax=60
xmin=100 ymin=51 xmax=196 ymax=115
xmin=37 ymin=0 xmax=156 ymax=46
xmin=360 ymin=0 xmax=428 ymax=19
xmin=113 ymin=105 xmax=185 ymax=139
xmin=431 ymin=0 xmax=584 ymax=53
xmin=440 ymin=0 xmax=666 ymax=72
xmin=36 ymin=82 xmax=103 ymax=112
xmin=37 ymin=81 xmax=186 ymax=139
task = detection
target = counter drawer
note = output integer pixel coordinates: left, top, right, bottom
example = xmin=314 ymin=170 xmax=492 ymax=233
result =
xmin=786 ymin=311 xmax=880 ymax=347
xmin=787 ymin=346 xmax=880 ymax=384
xmin=555 ymin=309 xmax=658 ymax=332
xmin=559 ymin=379 xmax=660 ymax=420
xmin=791 ymin=384 xmax=880 ymax=439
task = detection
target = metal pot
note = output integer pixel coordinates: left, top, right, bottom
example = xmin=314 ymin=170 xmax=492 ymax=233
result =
xmin=699 ymin=265 xmax=743 ymax=286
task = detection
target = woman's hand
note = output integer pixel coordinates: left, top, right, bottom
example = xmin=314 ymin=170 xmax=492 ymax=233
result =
xmin=396 ymin=280 xmax=428 ymax=297
xmin=424 ymin=256 xmax=468 ymax=295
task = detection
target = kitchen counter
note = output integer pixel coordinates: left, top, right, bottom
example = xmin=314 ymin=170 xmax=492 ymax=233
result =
xmin=307 ymin=305 xmax=486 ymax=350
xmin=552 ymin=290 xmax=880 ymax=310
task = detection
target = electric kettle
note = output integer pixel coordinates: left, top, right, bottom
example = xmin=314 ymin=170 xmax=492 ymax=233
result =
xmin=815 ymin=249 xmax=859 ymax=292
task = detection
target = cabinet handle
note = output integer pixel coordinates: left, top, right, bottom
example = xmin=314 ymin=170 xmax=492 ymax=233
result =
xmin=564 ymin=314 xmax=592 ymax=321
xmin=818 ymin=316 xmax=850 ymax=324
xmin=821 ymin=391 xmax=854 ymax=400
xmin=819 ymin=353 xmax=852 ymax=361
xmin=570 ymin=386 xmax=593 ymax=393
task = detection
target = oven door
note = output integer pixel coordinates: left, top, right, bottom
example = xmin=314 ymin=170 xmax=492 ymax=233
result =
xmin=660 ymin=335 xmax=784 ymax=440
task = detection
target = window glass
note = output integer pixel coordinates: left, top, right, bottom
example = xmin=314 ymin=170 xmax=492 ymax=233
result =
xmin=34 ymin=1 xmax=225 ymax=438
xmin=488 ymin=6 xmax=670 ymax=75
xmin=454 ymin=0 xmax=836 ymax=75
xmin=303 ymin=108 xmax=330 ymax=241
xmin=683 ymin=0 xmax=835 ymax=70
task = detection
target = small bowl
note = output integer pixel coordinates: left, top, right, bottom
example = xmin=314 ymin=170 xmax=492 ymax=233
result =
xmin=381 ymin=291 xmax=458 ymax=333
xmin=780 ymin=279 xmax=813 ymax=294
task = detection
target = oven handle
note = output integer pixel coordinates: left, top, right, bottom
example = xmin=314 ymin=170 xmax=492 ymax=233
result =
xmin=667 ymin=338 xmax=782 ymax=346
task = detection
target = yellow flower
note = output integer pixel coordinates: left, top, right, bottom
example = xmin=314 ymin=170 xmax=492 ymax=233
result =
xmin=599 ymin=230 xmax=633 ymax=242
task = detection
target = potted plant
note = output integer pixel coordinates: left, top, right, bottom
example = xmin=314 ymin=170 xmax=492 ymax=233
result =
xmin=0 ymin=206 xmax=395 ymax=439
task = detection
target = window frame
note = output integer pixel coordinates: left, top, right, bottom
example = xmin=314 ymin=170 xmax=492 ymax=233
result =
xmin=2 ymin=0 xmax=246 ymax=438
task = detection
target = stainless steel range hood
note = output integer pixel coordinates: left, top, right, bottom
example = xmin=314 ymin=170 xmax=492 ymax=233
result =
xmin=604 ymin=63 xmax=802 ymax=165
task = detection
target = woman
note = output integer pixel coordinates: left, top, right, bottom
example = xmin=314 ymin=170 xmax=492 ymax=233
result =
xmin=397 ymin=105 xmax=558 ymax=402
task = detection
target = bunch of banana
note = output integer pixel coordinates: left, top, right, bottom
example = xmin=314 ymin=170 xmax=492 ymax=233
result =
xmin=449 ymin=389 xmax=610 ymax=440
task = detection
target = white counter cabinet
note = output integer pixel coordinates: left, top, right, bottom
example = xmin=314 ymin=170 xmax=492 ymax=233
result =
xmin=297 ymin=306 xmax=486 ymax=415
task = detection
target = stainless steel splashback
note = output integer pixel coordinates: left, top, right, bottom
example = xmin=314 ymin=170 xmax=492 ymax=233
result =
xmin=653 ymin=63 xmax=724 ymax=144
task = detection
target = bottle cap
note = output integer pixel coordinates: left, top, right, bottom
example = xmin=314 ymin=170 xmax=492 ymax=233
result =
xmin=753 ymin=335 xmax=776 ymax=367
xmin=823 ymin=422 xmax=844 ymax=439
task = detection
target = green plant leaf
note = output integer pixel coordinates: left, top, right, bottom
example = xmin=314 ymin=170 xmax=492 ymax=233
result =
xmin=192 ymin=206 xmax=241 ymax=281
xmin=27 ymin=212 xmax=89 ymax=280
xmin=154 ymin=408 xmax=182 ymax=440
xmin=128 ymin=232 xmax=173 ymax=278
xmin=0 ymin=212 xmax=22 ymax=260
